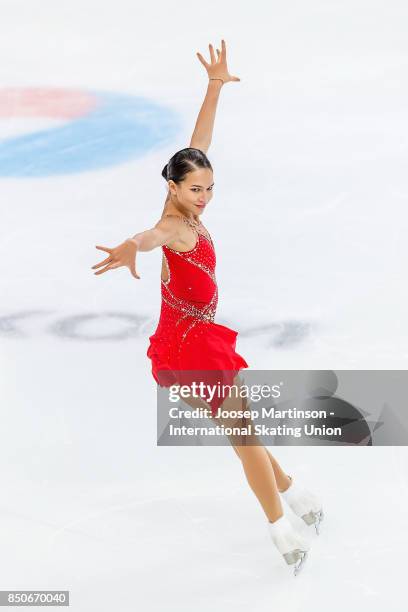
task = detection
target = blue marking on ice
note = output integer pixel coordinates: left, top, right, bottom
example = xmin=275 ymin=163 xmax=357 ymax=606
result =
xmin=0 ymin=90 xmax=180 ymax=176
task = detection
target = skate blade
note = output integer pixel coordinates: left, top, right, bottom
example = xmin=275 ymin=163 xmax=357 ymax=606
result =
xmin=283 ymin=549 xmax=309 ymax=576
xmin=314 ymin=509 xmax=324 ymax=535
xmin=302 ymin=508 xmax=324 ymax=534
xmin=294 ymin=551 xmax=308 ymax=576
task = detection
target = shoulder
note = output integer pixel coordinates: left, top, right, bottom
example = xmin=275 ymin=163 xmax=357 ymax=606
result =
xmin=155 ymin=215 xmax=195 ymax=251
xmin=153 ymin=215 xmax=186 ymax=249
xmin=155 ymin=214 xmax=184 ymax=231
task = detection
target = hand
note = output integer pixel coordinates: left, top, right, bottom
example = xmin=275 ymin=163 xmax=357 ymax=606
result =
xmin=196 ymin=39 xmax=240 ymax=85
xmin=91 ymin=239 xmax=141 ymax=279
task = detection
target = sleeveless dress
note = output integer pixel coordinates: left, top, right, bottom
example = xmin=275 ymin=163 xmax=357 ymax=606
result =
xmin=146 ymin=214 xmax=249 ymax=416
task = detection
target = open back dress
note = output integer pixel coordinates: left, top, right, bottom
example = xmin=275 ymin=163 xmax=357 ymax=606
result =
xmin=146 ymin=214 xmax=249 ymax=416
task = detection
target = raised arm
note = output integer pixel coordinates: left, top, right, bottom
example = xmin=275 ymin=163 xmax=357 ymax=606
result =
xmin=189 ymin=40 xmax=240 ymax=154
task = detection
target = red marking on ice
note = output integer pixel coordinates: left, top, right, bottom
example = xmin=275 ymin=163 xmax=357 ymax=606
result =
xmin=0 ymin=88 xmax=98 ymax=118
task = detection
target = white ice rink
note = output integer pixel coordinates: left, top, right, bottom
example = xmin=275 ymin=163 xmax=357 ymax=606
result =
xmin=1 ymin=1 xmax=408 ymax=610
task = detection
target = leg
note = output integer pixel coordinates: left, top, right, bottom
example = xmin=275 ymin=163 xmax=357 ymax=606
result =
xmin=231 ymin=447 xmax=291 ymax=490
xmin=227 ymin=400 xmax=291 ymax=493
xmin=178 ymin=381 xmax=291 ymax=505
xmin=266 ymin=450 xmax=292 ymax=492
xmin=209 ymin=378 xmax=284 ymax=523
xmin=177 ymin=379 xmax=312 ymax=574
xmin=231 ymin=442 xmax=284 ymax=522
xmin=179 ymin=377 xmax=284 ymax=522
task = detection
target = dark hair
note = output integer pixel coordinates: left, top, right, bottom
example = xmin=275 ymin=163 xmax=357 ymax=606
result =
xmin=161 ymin=147 xmax=212 ymax=183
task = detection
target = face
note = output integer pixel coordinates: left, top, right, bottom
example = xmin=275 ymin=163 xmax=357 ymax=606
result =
xmin=169 ymin=168 xmax=214 ymax=216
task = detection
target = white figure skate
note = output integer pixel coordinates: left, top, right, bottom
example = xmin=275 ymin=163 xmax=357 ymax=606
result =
xmin=281 ymin=476 xmax=324 ymax=535
xmin=268 ymin=514 xmax=310 ymax=576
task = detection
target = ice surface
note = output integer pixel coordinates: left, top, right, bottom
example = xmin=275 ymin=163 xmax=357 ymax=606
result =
xmin=1 ymin=1 xmax=407 ymax=610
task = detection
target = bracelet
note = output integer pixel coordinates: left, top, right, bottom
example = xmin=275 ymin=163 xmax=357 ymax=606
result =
xmin=209 ymin=77 xmax=224 ymax=84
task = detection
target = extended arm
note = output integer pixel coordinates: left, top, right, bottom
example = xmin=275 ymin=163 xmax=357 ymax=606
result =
xmin=128 ymin=216 xmax=180 ymax=251
xmin=189 ymin=40 xmax=240 ymax=154
xmin=92 ymin=217 xmax=181 ymax=278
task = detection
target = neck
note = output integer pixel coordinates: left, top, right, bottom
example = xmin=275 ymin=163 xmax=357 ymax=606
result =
xmin=163 ymin=201 xmax=199 ymax=223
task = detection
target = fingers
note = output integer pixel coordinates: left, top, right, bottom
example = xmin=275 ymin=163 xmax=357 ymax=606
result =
xmin=198 ymin=40 xmax=227 ymax=69
xmin=196 ymin=52 xmax=209 ymax=68
xmin=221 ymin=39 xmax=226 ymax=61
xmin=93 ymin=264 xmax=114 ymax=275
xmin=94 ymin=261 xmax=124 ymax=275
xmin=95 ymin=245 xmax=113 ymax=254
xmin=130 ymin=261 xmax=141 ymax=279
xmin=92 ymin=257 xmax=141 ymax=279
xmin=91 ymin=256 xmax=112 ymax=270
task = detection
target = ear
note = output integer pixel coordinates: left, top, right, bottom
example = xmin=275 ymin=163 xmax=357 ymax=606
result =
xmin=168 ymin=182 xmax=177 ymax=198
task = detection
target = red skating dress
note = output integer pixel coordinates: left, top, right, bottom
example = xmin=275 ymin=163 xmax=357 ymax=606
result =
xmin=146 ymin=215 xmax=249 ymax=416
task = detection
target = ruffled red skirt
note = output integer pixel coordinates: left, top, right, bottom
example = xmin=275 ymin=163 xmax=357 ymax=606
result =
xmin=147 ymin=319 xmax=249 ymax=416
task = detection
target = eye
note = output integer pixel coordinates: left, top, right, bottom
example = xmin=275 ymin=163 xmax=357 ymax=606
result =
xmin=191 ymin=186 xmax=213 ymax=193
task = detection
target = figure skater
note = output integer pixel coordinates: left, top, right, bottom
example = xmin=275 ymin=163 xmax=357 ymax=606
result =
xmin=91 ymin=39 xmax=323 ymax=576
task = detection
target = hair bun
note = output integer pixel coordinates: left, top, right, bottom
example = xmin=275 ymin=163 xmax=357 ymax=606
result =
xmin=161 ymin=163 xmax=169 ymax=180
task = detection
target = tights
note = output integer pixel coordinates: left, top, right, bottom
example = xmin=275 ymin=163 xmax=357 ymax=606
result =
xmin=180 ymin=375 xmax=292 ymax=523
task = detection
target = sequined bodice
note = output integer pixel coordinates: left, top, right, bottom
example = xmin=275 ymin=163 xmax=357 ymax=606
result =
xmin=158 ymin=216 xmax=218 ymax=346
